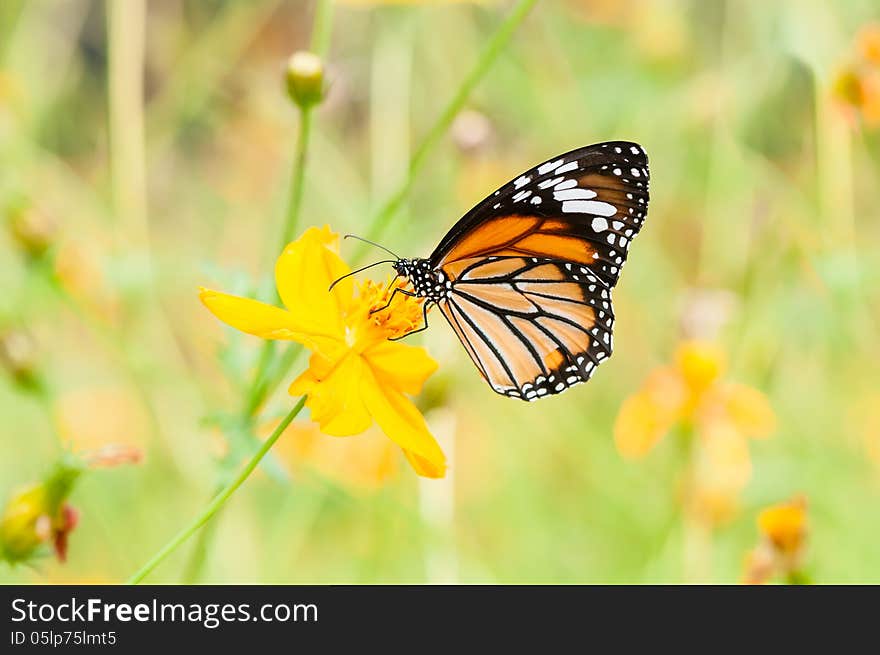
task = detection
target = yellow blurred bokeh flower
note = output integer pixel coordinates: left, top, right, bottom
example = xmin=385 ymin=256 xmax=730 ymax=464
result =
xmin=614 ymin=340 xmax=775 ymax=458
xmin=758 ymin=497 xmax=808 ymax=557
xmin=858 ymin=23 xmax=880 ymax=66
xmin=615 ymin=340 xmax=775 ymax=524
xmin=200 ymin=226 xmax=446 ymax=478
xmin=744 ymin=496 xmax=809 ymax=584
xmin=833 ymin=23 xmax=880 ymax=129
xmin=270 ymin=421 xmax=398 ymax=491
xmin=54 ymin=385 xmax=148 ymax=454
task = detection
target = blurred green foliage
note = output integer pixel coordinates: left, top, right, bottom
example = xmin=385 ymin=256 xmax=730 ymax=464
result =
xmin=1 ymin=0 xmax=880 ymax=583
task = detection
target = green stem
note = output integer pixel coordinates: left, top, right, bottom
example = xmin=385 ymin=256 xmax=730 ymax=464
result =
xmin=107 ymin=0 xmax=148 ymax=248
xmin=311 ymin=0 xmax=334 ymax=57
xmin=127 ymin=397 xmax=306 ymax=584
xmin=279 ymin=107 xmax=314 ymax=248
xmin=243 ymin=339 xmax=280 ymax=417
xmin=245 ymin=343 xmax=303 ymax=417
xmin=179 ymin=515 xmax=220 ymax=584
xmin=356 ymin=0 xmax=538 ymax=260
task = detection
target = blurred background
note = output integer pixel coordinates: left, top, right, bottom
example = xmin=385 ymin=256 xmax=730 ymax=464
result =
xmin=1 ymin=0 xmax=879 ymax=584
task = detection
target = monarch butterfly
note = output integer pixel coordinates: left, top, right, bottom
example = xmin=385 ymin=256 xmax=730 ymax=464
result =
xmin=346 ymin=141 xmax=649 ymax=401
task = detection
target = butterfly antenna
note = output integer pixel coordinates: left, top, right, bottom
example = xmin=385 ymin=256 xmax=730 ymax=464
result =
xmin=328 ymin=260 xmax=397 ymax=291
xmin=343 ymin=234 xmax=401 ymax=260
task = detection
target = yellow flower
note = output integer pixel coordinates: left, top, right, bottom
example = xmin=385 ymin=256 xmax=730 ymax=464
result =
xmin=757 ymin=496 xmax=808 ymax=557
xmin=833 ymin=66 xmax=880 ymax=128
xmin=615 ymin=340 xmax=776 ymax=526
xmin=858 ymin=23 xmax=880 ymax=66
xmin=744 ymin=496 xmax=809 ymax=584
xmin=199 ymin=226 xmax=446 ymax=478
xmin=614 ymin=340 xmax=775 ymax=458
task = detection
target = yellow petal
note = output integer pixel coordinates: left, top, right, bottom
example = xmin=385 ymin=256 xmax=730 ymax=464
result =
xmin=275 ymin=226 xmax=351 ymax=343
xmin=402 ymin=448 xmax=446 ymax=478
xmin=698 ymin=421 xmax=752 ymax=493
xmin=721 ymin=383 xmax=776 ymax=439
xmin=199 ymin=288 xmax=307 ymax=340
xmin=613 ymin=391 xmax=676 ymax=458
xmin=364 ymin=340 xmax=438 ymax=395
xmin=360 ymin=367 xmax=446 ymax=477
xmin=689 ymin=422 xmax=752 ymax=525
xmin=289 ymin=354 xmax=372 ymax=436
xmin=642 ymin=366 xmax=689 ymax=418
xmin=757 ymin=496 xmax=807 ymax=556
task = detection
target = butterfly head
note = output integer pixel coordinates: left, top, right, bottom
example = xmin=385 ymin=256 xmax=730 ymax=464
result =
xmin=393 ymin=258 xmax=449 ymax=302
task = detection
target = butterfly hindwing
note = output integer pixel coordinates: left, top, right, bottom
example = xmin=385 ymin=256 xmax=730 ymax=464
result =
xmin=437 ymin=256 xmax=615 ymax=401
xmin=430 ymin=141 xmax=649 ymax=289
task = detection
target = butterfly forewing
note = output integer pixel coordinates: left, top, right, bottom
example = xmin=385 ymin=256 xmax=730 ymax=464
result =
xmin=431 ymin=141 xmax=649 ymax=289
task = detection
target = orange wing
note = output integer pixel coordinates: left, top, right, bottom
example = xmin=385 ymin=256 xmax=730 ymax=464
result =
xmin=437 ymin=256 xmax=614 ymax=401
xmin=430 ymin=141 xmax=649 ymax=289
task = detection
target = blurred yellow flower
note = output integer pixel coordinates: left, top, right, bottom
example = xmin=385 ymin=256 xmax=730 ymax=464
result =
xmin=615 ymin=340 xmax=776 ymax=525
xmin=614 ymin=340 xmax=775 ymax=458
xmin=833 ymin=22 xmax=880 ymax=129
xmin=858 ymin=23 xmax=880 ymax=66
xmin=54 ymin=385 xmax=148 ymax=454
xmin=200 ymin=226 xmax=446 ymax=478
xmin=745 ymin=496 xmax=809 ymax=584
xmin=270 ymin=421 xmax=398 ymax=491
xmin=758 ymin=497 xmax=807 ymax=556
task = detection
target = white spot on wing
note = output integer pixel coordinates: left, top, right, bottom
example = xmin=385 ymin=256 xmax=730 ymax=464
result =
xmin=538 ymin=177 xmax=563 ymax=189
xmin=562 ymin=200 xmax=617 ymax=216
xmin=537 ymin=159 xmax=563 ymax=175
xmin=553 ymin=188 xmax=597 ymax=201
xmin=591 ymin=217 xmax=608 ymax=232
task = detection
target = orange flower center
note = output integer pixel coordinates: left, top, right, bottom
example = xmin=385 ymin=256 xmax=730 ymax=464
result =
xmin=344 ymin=279 xmax=425 ymax=352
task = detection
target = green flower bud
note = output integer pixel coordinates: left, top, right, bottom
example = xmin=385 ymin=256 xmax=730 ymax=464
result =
xmin=285 ymin=51 xmax=324 ymax=109
xmin=0 ymin=328 xmax=40 ymax=389
xmin=6 ymin=199 xmax=57 ymax=259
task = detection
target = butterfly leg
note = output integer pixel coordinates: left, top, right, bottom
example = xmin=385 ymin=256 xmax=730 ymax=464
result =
xmin=388 ymin=301 xmax=432 ymax=341
xmin=370 ymin=287 xmax=416 ymax=315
